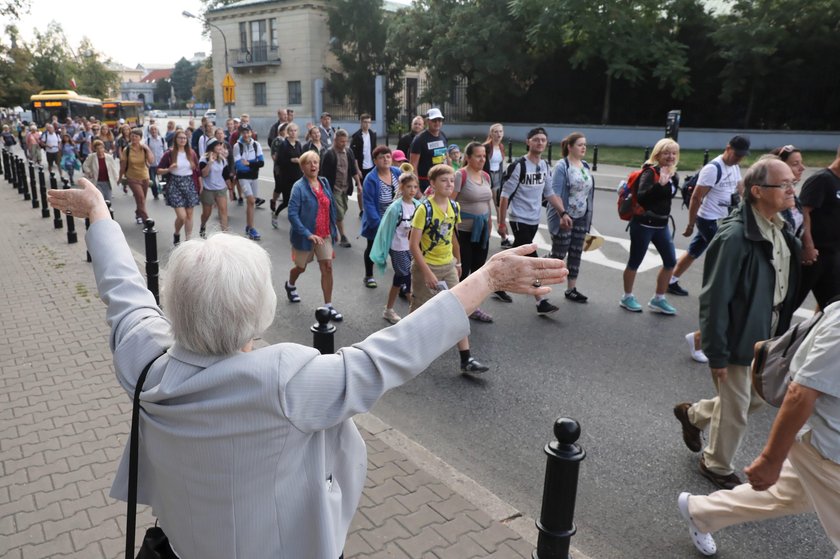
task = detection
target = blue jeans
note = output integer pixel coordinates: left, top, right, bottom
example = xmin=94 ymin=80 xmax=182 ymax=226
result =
xmin=687 ymin=216 xmax=718 ymax=258
xmin=627 ymin=219 xmax=676 ymax=271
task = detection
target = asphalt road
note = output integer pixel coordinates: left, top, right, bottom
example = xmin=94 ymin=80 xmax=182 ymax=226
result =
xmin=92 ymin=148 xmax=833 ymax=559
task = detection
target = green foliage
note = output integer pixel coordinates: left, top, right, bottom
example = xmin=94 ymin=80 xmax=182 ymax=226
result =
xmin=74 ymin=38 xmax=120 ymax=99
xmin=325 ymin=0 xmax=402 ymax=122
xmin=0 ymin=26 xmax=37 ymax=106
xmin=171 ymin=57 xmax=198 ymax=102
xmin=0 ymin=0 xmax=29 ymax=20
xmin=30 ymin=22 xmax=72 ymax=91
xmin=192 ymin=58 xmax=215 ymax=104
xmin=155 ymin=79 xmax=173 ymax=105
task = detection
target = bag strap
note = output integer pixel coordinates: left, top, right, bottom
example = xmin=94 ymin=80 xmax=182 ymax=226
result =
xmin=126 ymin=352 xmax=167 ymax=559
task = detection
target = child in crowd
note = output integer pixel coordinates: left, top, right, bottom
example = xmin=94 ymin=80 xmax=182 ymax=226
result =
xmin=59 ymin=133 xmax=79 ymax=184
xmin=370 ymin=173 xmax=421 ymax=324
xmin=448 ymin=144 xmax=462 ymax=170
xmin=409 ymin=164 xmax=489 ymax=374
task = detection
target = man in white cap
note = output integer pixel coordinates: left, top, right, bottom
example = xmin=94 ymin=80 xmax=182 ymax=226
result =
xmin=409 ymin=108 xmax=448 ymax=191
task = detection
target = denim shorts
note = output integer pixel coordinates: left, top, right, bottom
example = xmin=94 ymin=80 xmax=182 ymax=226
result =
xmin=687 ymin=217 xmax=719 ymax=259
xmin=627 ymin=219 xmax=676 ymax=271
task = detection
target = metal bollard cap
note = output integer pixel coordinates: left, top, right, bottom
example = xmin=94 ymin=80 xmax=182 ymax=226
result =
xmin=546 ymin=417 xmax=586 ymax=462
xmin=144 ymin=219 xmax=156 ymax=230
xmin=315 ymin=307 xmax=332 ymax=327
xmin=553 ymin=417 xmax=580 ymax=445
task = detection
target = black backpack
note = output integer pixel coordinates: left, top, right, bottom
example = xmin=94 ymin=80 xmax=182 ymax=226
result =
xmin=501 ymin=156 xmax=528 ymax=203
xmin=681 ymin=160 xmax=722 ymax=209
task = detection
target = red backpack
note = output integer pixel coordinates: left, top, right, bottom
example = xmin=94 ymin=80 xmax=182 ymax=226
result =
xmin=617 ymin=165 xmax=659 ymax=221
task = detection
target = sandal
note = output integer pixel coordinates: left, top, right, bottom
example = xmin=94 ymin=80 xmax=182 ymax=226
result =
xmin=364 ymin=277 xmax=377 ymax=288
xmin=284 ymin=282 xmax=300 ymax=303
xmin=328 ymin=307 xmax=343 ymax=322
xmin=469 ymin=308 xmax=493 ymax=323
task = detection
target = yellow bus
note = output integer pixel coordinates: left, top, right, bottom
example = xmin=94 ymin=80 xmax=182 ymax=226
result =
xmin=30 ymin=90 xmax=102 ymax=128
xmin=102 ymin=99 xmax=145 ymax=129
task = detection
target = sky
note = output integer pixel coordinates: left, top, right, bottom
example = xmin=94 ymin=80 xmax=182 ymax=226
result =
xmin=15 ymin=0 xmax=211 ymax=69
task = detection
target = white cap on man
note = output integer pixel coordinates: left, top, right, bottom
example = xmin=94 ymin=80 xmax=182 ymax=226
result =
xmin=426 ymin=108 xmax=444 ymax=120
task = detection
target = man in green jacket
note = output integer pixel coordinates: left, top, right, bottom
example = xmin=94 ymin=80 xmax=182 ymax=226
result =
xmin=674 ymin=157 xmax=801 ymax=490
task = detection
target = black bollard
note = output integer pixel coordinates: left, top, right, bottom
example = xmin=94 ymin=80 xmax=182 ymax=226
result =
xmin=63 ymin=179 xmax=78 ymax=244
xmin=20 ymin=158 xmax=30 ymax=200
xmin=547 ymin=142 xmax=553 ymax=166
xmin=703 ymin=149 xmax=710 ymax=166
xmin=9 ymin=153 xmax=16 ymax=187
xmin=643 ymin=147 xmax=651 ymax=162
xmin=29 ymin=161 xmax=39 ymax=208
xmin=533 ymin=417 xmax=586 ymax=559
xmin=592 ymin=145 xmax=599 ymax=171
xmin=85 ymin=218 xmax=91 ymax=262
xmin=50 ymin=171 xmax=63 ymax=229
xmin=1 ymin=149 xmax=8 ymax=180
xmin=311 ymin=307 xmax=336 ymax=354
xmin=508 ymin=140 xmax=513 ymax=163
xmin=143 ymin=219 xmax=160 ymax=305
xmin=39 ymin=166 xmax=49 ymax=218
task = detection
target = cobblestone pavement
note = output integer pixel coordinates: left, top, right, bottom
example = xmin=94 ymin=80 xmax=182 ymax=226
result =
xmin=0 ymin=160 xmax=543 ymax=558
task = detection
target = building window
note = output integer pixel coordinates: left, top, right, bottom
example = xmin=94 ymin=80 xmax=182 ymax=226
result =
xmin=288 ymin=81 xmax=302 ymax=105
xmin=254 ymin=82 xmax=267 ymax=106
xmin=269 ymin=19 xmax=278 ymax=49
xmin=239 ymin=22 xmax=247 ymax=50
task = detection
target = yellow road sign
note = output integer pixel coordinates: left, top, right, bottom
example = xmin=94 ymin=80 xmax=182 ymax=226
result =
xmin=222 ymin=73 xmax=236 ymax=105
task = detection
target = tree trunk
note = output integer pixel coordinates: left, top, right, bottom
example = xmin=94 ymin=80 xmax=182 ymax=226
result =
xmin=601 ymin=72 xmax=612 ymax=125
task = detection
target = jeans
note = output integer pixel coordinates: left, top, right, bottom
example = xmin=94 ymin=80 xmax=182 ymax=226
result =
xmin=627 ymin=219 xmax=676 ymax=271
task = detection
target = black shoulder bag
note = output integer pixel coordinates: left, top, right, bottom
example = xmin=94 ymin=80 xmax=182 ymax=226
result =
xmin=126 ymin=353 xmax=178 ymax=559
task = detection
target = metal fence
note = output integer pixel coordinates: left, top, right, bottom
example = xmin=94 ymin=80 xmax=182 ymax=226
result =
xmin=394 ymin=75 xmax=471 ymax=128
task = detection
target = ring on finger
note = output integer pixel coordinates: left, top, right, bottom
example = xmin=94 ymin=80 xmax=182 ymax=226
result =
xmin=532 ymin=279 xmax=541 ymax=288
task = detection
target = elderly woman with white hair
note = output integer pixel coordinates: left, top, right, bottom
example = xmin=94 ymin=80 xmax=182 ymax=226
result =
xmin=47 ymin=178 xmax=568 ymax=559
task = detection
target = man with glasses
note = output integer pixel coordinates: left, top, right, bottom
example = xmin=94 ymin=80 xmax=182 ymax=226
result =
xmin=674 ymin=156 xmax=801 ymax=490
xmin=669 ymin=135 xmax=751 ymax=297
xmin=797 ymin=145 xmax=840 ymax=309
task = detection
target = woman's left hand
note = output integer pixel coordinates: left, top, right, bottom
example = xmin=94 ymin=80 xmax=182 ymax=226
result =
xmin=47 ymin=178 xmax=109 ymax=223
xmin=308 ymin=234 xmax=324 ymax=245
xmin=560 ymin=214 xmax=573 ymax=230
xmin=479 ymin=244 xmax=567 ymax=296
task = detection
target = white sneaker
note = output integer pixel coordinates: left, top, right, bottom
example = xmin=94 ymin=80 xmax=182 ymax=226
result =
xmin=678 ymin=492 xmax=717 ymax=556
xmin=685 ymin=332 xmax=709 ymax=363
xmin=382 ymin=307 xmax=401 ymax=324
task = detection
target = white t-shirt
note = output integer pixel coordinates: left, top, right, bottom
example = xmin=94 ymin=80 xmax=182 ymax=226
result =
xmin=697 ymin=155 xmax=742 ymax=220
xmin=391 ymin=201 xmax=415 ymax=251
xmin=172 ymin=152 xmax=193 ymax=176
xmin=361 ymin=131 xmax=373 ymax=169
xmin=489 ymin=147 xmax=503 ymax=172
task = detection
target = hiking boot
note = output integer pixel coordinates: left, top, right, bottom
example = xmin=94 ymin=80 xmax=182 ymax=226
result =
xmin=649 ymin=297 xmax=677 ymax=315
xmin=673 ymin=403 xmax=702 ymax=452
xmin=668 ymin=281 xmax=689 ymax=296
xmin=461 ymin=357 xmax=489 ymax=374
xmin=619 ymin=294 xmax=643 ymax=312
xmin=382 ymin=307 xmax=401 ymax=324
xmin=699 ymin=456 xmax=744 ymax=490
xmin=536 ymin=299 xmax=559 ymax=315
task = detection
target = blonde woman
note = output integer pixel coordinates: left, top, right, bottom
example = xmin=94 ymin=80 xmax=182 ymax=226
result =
xmin=483 ymin=123 xmax=508 ymax=245
xmin=620 ymin=138 xmax=680 ymax=314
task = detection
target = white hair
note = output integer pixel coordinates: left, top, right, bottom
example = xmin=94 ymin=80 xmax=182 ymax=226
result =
xmin=163 ymin=233 xmax=277 ymax=355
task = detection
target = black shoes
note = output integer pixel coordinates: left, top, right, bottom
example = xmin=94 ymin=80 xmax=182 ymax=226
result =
xmin=668 ymin=281 xmax=689 ymax=296
xmin=461 ymin=357 xmax=489 ymax=374
xmin=674 ymin=403 xmax=702 ymax=452
xmin=255 ymin=198 xmax=266 ymax=207
xmin=564 ymin=288 xmax=588 ymax=303
xmin=536 ymin=300 xmax=559 ymax=315
xmin=493 ymin=291 xmax=513 ymax=303
xmin=699 ymin=456 xmax=744 ymax=490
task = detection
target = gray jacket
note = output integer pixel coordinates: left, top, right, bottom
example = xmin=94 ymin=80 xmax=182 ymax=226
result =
xmin=546 ymin=157 xmax=595 ymax=236
xmin=88 ymin=219 xmax=469 ymax=559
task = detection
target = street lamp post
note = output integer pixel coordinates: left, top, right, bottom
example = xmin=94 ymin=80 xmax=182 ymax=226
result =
xmin=183 ymin=10 xmax=233 ymax=119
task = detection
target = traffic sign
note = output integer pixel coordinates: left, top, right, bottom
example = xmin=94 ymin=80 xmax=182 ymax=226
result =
xmin=222 ymin=73 xmax=236 ymax=105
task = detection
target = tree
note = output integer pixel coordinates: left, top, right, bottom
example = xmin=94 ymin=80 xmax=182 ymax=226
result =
xmin=509 ymin=0 xmax=689 ymax=124
xmin=1 ymin=0 xmax=29 ymax=20
xmin=73 ymin=38 xmax=119 ymax=99
xmin=325 ymin=0 xmax=402 ymax=121
xmin=192 ymin=58 xmax=215 ymax=104
xmin=170 ymin=57 xmax=198 ymax=101
xmin=0 ymin=25 xmax=38 ymax=106
xmin=30 ymin=22 xmax=73 ymax=91
xmin=155 ymin=79 xmax=173 ymax=106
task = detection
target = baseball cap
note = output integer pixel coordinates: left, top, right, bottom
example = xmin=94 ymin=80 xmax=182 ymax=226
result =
xmin=320 ymin=112 xmax=331 ymax=118
xmin=728 ymin=135 xmax=750 ymax=156
xmin=239 ymin=124 xmax=252 ymax=132
xmin=527 ymin=127 xmax=547 ymax=140
xmin=392 ymin=149 xmax=407 ymax=162
xmin=118 ymin=118 xmax=125 ymax=124
xmin=426 ymin=108 xmax=444 ymax=120
xmin=448 ymin=144 xmax=460 ymax=154
xmin=205 ymin=138 xmax=220 ymax=152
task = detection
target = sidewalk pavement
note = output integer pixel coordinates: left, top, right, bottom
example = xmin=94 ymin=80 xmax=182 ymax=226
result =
xmin=0 ymin=165 xmax=588 ymax=558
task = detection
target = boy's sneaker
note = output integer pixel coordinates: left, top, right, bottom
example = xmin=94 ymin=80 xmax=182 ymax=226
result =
xmin=536 ymin=299 xmax=559 ymax=315
xmin=649 ymin=297 xmax=677 ymax=315
xmin=255 ymin=198 xmax=266 ymax=207
xmin=382 ymin=307 xmax=401 ymax=324
xmin=199 ymin=226 xmax=206 ymax=239
xmin=619 ymin=294 xmax=643 ymax=312
xmin=461 ymin=357 xmax=489 ymax=374
xmin=271 ymin=214 xmax=279 ymax=229
xmin=493 ymin=290 xmax=513 ymax=303
xmin=246 ymin=226 xmax=261 ymax=241
xmin=339 ymin=235 xmax=351 ymax=248
xmin=500 ymin=237 xmax=512 ymax=248
xmin=237 ymin=198 xmax=244 ymax=207
xmin=668 ymin=281 xmax=690 ymax=296
xmin=284 ymin=282 xmax=300 ymax=303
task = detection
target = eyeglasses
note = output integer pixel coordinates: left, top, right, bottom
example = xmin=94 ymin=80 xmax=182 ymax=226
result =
xmin=780 ymin=145 xmax=795 ymax=153
xmin=759 ymin=182 xmax=795 ymax=189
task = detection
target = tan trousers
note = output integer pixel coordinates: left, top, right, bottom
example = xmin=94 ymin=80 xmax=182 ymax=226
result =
xmin=689 ymin=435 xmax=840 ymax=557
xmin=688 ymin=364 xmax=765 ymax=475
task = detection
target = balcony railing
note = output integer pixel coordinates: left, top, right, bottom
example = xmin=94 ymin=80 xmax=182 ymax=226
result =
xmin=231 ymin=46 xmax=281 ymax=68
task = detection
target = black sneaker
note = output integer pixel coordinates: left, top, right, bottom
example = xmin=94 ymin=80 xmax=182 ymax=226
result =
xmin=564 ymin=288 xmax=588 ymax=303
xmin=668 ymin=281 xmax=689 ymax=296
xmin=493 ymin=290 xmax=513 ymax=303
xmin=460 ymin=357 xmax=489 ymax=374
xmin=255 ymin=198 xmax=266 ymax=207
xmin=270 ymin=199 xmax=276 ymax=212
xmin=500 ymin=238 xmax=512 ymax=248
xmin=173 ymin=233 xmax=180 ymax=246
xmin=536 ymin=299 xmax=559 ymax=315
xmin=199 ymin=226 xmax=206 ymax=239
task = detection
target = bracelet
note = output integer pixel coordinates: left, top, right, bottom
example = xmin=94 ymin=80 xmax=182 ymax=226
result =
xmin=560 ymin=211 xmax=568 ymax=218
